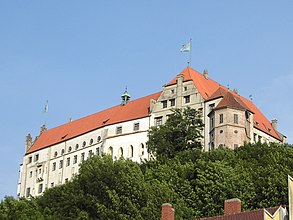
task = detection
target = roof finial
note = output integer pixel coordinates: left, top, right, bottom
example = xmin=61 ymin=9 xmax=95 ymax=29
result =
xmin=203 ymin=69 xmax=208 ymax=79
xmin=121 ymin=86 xmax=131 ymax=106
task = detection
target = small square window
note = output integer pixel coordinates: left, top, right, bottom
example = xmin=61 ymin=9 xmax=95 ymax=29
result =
xmin=184 ymin=95 xmax=190 ymax=103
xmin=155 ymin=117 xmax=163 ymax=126
xmin=184 ymin=86 xmax=187 ymax=91
xmin=116 ymin=126 xmax=122 ymax=135
xmin=162 ymin=100 xmax=167 ymax=108
xmin=133 ymin=123 xmax=140 ymax=131
xmin=170 ymin=99 xmax=175 ymax=107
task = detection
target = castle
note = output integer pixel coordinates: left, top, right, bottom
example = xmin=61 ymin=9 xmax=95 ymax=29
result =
xmin=17 ymin=67 xmax=287 ymax=198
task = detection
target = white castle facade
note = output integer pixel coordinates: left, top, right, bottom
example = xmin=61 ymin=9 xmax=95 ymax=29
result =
xmin=17 ymin=67 xmax=287 ymax=198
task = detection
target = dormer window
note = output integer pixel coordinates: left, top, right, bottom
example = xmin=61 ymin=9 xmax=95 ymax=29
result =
xmin=116 ymin=126 xmax=122 ymax=135
xmin=133 ymin=123 xmax=140 ymax=131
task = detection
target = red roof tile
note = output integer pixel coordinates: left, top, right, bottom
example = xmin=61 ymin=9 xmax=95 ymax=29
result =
xmin=26 ymin=92 xmax=161 ymax=155
xmin=214 ymin=91 xmax=250 ymax=111
xmin=167 ymin=67 xmax=221 ymax=100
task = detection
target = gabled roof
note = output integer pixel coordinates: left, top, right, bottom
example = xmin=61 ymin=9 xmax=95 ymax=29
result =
xmin=167 ymin=67 xmax=281 ymax=141
xmin=199 ymin=207 xmax=280 ymax=220
xmin=26 ymin=92 xmax=161 ymax=155
xmin=167 ymin=67 xmax=221 ymax=100
xmin=214 ymin=91 xmax=250 ymax=111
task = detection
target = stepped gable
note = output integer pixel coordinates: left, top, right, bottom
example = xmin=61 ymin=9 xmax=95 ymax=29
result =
xmin=26 ymin=92 xmax=161 ymax=155
xmin=167 ymin=67 xmax=221 ymax=100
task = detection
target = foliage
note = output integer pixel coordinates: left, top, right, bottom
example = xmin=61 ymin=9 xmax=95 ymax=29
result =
xmin=147 ymin=107 xmax=204 ymax=159
xmin=1 ymin=143 xmax=293 ymax=219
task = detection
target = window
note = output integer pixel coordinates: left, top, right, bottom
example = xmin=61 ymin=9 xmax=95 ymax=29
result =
xmin=73 ymin=155 xmax=78 ymax=164
xmin=51 ymin=182 xmax=54 ymax=188
xmin=82 ymin=141 xmax=86 ymax=148
xmin=162 ymin=100 xmax=167 ymax=108
xmin=81 ymin=153 xmax=85 ymax=162
xmin=184 ymin=95 xmax=190 ymax=103
xmin=133 ymin=123 xmax=140 ymax=131
xmin=26 ymin=187 xmax=31 ymax=198
xmin=220 ymin=130 xmax=223 ymax=134
xmin=75 ymin=144 xmax=79 ymax=150
xmin=219 ymin=114 xmax=223 ymax=124
xmin=97 ymin=136 xmax=101 ymax=142
xmin=39 ymin=168 xmax=42 ymax=174
xmin=139 ymin=144 xmax=145 ymax=157
xmin=65 ymin=178 xmax=68 ymax=183
xmin=90 ymin=138 xmax=93 ymax=145
xmin=88 ymin=150 xmax=93 ymax=158
xmin=59 ymin=160 xmax=63 ymax=169
xmin=128 ymin=145 xmax=133 ymax=158
xmin=34 ymin=154 xmax=39 ymax=162
xmin=96 ymin=148 xmax=100 ymax=156
xmin=210 ymin=117 xmax=214 ymax=129
xmin=209 ymin=103 xmax=215 ymax=110
xmin=184 ymin=86 xmax=187 ymax=91
xmin=29 ymin=171 xmax=33 ymax=178
xmin=38 ymin=184 xmax=43 ymax=194
xmin=54 ymin=151 xmax=58 ymax=158
xmin=118 ymin=147 xmax=123 ymax=158
xmin=155 ymin=117 xmax=163 ymax=126
xmin=28 ymin=156 xmax=32 ymax=163
xmin=66 ymin=157 xmax=70 ymax=166
xmin=52 ymin=162 xmax=56 ymax=171
xmin=68 ymin=146 xmax=72 ymax=153
xmin=170 ymin=99 xmax=175 ymax=107
xmin=116 ymin=126 xmax=122 ymax=135
xmin=234 ymin=130 xmax=238 ymax=134
xmin=171 ymin=89 xmax=174 ymax=94
xmin=234 ymin=114 xmax=238 ymax=124
xmin=61 ymin=149 xmax=65 ymax=155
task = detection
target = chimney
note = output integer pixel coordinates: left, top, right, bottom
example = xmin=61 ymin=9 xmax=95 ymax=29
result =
xmin=271 ymin=119 xmax=278 ymax=130
xmin=224 ymin=198 xmax=241 ymax=215
xmin=203 ymin=69 xmax=208 ymax=79
xmin=161 ymin=203 xmax=175 ymax=220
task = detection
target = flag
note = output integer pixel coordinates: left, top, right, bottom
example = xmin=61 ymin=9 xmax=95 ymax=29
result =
xmin=44 ymin=100 xmax=48 ymax=113
xmin=180 ymin=41 xmax=191 ymax=52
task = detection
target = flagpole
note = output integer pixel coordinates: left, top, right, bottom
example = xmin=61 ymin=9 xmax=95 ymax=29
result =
xmin=189 ymin=38 xmax=192 ymax=67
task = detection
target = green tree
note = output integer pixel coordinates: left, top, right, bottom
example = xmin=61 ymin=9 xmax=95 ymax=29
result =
xmin=147 ymin=107 xmax=204 ymax=159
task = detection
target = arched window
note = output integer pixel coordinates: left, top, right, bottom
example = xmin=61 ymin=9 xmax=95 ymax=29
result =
xmin=61 ymin=149 xmax=65 ymax=155
xmin=82 ymin=141 xmax=86 ymax=148
xmin=139 ymin=144 xmax=144 ymax=157
xmin=128 ymin=145 xmax=133 ymax=158
xmin=54 ymin=151 xmax=58 ymax=158
xmin=108 ymin=147 xmax=113 ymax=158
xmin=90 ymin=139 xmax=93 ymax=145
xmin=68 ymin=146 xmax=72 ymax=153
xmin=118 ymin=147 xmax=123 ymax=158
xmin=75 ymin=144 xmax=79 ymax=150
xmin=97 ymin=136 xmax=101 ymax=142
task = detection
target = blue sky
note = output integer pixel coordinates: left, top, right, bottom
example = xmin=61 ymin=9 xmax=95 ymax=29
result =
xmin=0 ymin=1 xmax=292 ymax=199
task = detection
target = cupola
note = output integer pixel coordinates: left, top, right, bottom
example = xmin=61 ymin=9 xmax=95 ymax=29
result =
xmin=121 ymin=87 xmax=131 ymax=105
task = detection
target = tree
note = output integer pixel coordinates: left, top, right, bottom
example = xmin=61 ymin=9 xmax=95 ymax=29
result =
xmin=147 ymin=107 xmax=204 ymax=159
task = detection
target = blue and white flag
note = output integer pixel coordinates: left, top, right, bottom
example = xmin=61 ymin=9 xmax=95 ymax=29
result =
xmin=180 ymin=41 xmax=191 ymax=52
xmin=44 ymin=100 xmax=49 ymax=113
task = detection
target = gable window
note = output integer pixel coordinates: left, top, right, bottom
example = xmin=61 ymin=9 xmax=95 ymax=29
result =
xmin=38 ymin=184 xmax=43 ymax=194
xmin=162 ymin=100 xmax=167 ymax=108
xmin=116 ymin=126 xmax=122 ymax=135
xmin=133 ymin=122 xmax=140 ymax=131
xmin=66 ymin=157 xmax=70 ymax=166
xmin=34 ymin=154 xmax=39 ymax=162
xmin=155 ymin=117 xmax=163 ymax=126
xmin=73 ymin=155 xmax=78 ymax=164
xmin=219 ymin=114 xmax=223 ymax=124
xmin=170 ymin=99 xmax=175 ymax=107
xmin=184 ymin=95 xmax=190 ymax=104
xmin=234 ymin=114 xmax=238 ymax=124
xmin=26 ymin=187 xmax=31 ymax=198
xmin=52 ymin=162 xmax=56 ymax=171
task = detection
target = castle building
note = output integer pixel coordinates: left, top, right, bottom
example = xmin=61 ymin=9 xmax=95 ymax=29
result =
xmin=17 ymin=67 xmax=287 ymax=198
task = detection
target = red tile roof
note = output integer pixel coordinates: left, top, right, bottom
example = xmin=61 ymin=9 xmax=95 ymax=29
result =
xmin=26 ymin=92 xmax=161 ymax=155
xmin=214 ymin=91 xmax=250 ymax=111
xmin=199 ymin=207 xmax=279 ymax=220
